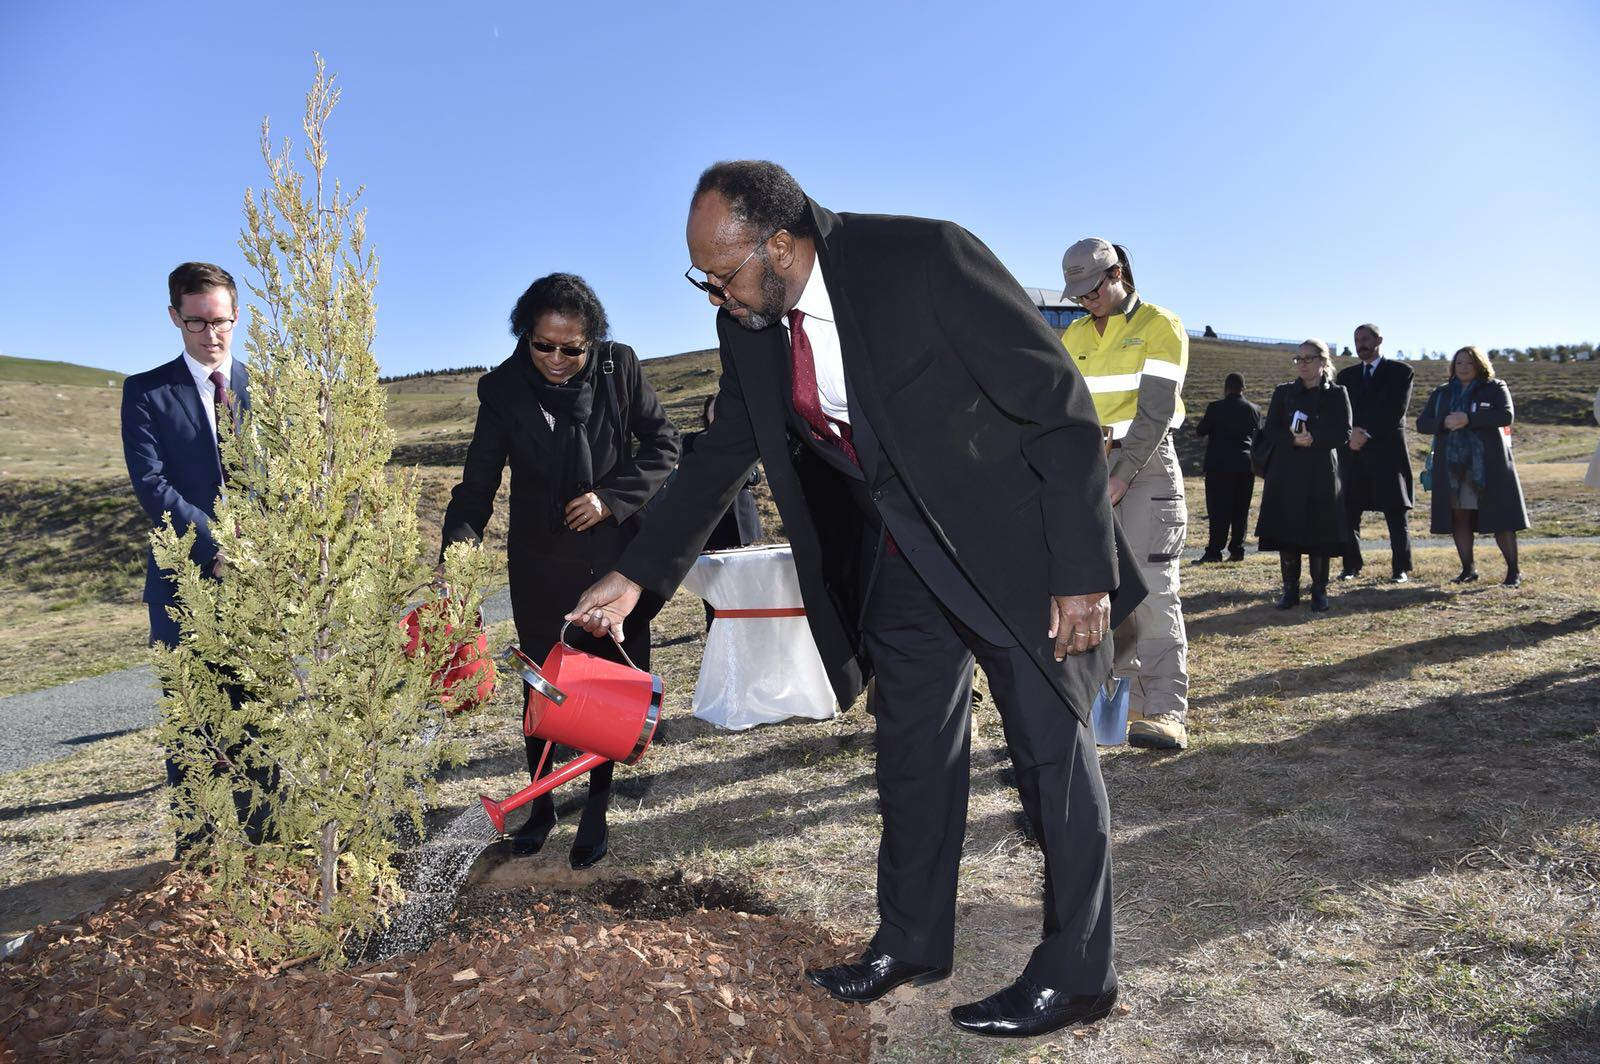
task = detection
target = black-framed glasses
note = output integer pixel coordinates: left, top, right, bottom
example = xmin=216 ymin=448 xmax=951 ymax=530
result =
xmin=179 ymin=316 xmax=236 ymax=334
xmin=1292 ymin=355 xmax=1321 ymax=364
xmin=1071 ymin=271 xmax=1110 ymax=306
xmin=684 ymin=231 xmax=776 ymax=301
xmin=530 ymin=339 xmax=589 ymax=358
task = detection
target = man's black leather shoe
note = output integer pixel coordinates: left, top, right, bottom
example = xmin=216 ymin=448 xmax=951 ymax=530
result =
xmin=950 ymin=977 xmax=1118 ymax=1038
xmin=1338 ymin=568 xmax=1360 ymax=581
xmin=805 ymin=947 xmax=950 ymax=1003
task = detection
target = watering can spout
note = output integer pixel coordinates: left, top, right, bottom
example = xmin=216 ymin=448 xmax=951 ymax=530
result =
xmin=479 ymin=750 xmax=609 ymax=836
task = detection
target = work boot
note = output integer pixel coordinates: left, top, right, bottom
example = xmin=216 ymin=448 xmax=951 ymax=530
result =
xmin=1309 ymin=556 xmax=1331 ymax=612
xmin=1127 ymin=712 xmax=1188 ymax=750
xmin=1275 ymin=552 xmax=1302 ymax=610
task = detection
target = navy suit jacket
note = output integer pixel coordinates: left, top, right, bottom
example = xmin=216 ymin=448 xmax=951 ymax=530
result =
xmin=121 ymin=355 xmax=250 ymax=645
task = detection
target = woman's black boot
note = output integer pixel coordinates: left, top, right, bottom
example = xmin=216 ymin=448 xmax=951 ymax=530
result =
xmin=569 ymin=760 xmax=613 ymax=870
xmin=1275 ymin=552 xmax=1302 ymax=610
xmin=508 ymin=736 xmax=556 ymax=855
xmin=1309 ymin=555 xmax=1331 ymax=612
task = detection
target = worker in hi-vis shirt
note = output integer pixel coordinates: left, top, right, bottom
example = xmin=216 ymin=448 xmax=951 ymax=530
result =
xmin=1059 ymin=238 xmax=1190 ymax=750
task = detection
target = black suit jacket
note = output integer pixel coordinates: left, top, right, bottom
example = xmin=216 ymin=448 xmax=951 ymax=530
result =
xmin=616 ymin=201 xmax=1145 ymax=723
xmin=1335 ymin=357 xmax=1415 ymax=511
xmin=1195 ymin=395 xmax=1262 ymax=474
xmin=121 ymin=355 xmax=250 ymax=645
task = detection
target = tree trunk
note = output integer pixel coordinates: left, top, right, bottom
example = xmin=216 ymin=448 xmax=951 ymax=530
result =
xmin=319 ymin=820 xmax=338 ymax=915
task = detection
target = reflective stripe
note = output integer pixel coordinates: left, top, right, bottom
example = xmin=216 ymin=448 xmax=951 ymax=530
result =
xmin=1084 ymin=372 xmax=1144 ymax=393
xmin=1141 ymin=358 xmax=1185 ymax=383
xmin=1106 ymin=418 xmax=1134 ymax=439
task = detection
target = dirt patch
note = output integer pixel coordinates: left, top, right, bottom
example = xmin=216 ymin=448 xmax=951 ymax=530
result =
xmin=1 ymin=872 xmax=875 ymax=1062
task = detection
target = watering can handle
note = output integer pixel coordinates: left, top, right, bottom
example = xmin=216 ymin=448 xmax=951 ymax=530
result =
xmin=500 ymin=643 xmax=567 ymax=705
xmin=558 ymin=620 xmax=642 ymax=672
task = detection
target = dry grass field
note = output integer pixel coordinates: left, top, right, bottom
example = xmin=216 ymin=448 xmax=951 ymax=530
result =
xmin=2 ymin=346 xmax=1597 ymax=1060
xmin=3 ymin=542 xmax=1596 ymax=1061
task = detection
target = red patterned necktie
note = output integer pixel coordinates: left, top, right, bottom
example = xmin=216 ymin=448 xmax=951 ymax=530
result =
xmin=788 ymin=310 xmax=898 ymax=553
xmin=207 ymin=370 xmax=232 ymax=452
xmin=787 ymin=310 xmax=859 ymax=466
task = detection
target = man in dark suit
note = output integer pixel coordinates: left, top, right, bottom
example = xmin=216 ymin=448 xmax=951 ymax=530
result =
xmin=122 ymin=261 xmax=263 ymax=853
xmin=1336 ymin=323 xmax=1415 ymax=581
xmin=1194 ymin=372 xmax=1262 ymax=562
xmin=569 ymin=161 xmax=1143 ymax=1038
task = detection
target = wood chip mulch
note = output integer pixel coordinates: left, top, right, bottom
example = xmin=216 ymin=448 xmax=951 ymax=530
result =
xmin=0 ymin=874 xmax=876 ymax=1062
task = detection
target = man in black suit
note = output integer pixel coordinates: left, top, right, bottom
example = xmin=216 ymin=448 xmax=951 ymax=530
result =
xmin=122 ymin=262 xmax=270 ymax=854
xmin=569 ymin=161 xmax=1143 ymax=1038
xmin=1336 ymin=323 xmax=1415 ymax=581
xmin=1194 ymin=372 xmax=1261 ymax=562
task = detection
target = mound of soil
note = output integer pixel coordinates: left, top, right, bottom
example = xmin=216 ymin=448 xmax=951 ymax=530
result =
xmin=0 ymin=872 xmax=875 ymax=1062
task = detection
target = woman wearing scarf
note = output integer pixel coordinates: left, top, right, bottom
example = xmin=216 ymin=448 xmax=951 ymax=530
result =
xmin=441 ymin=273 xmax=679 ymax=867
xmin=1417 ymin=346 xmax=1528 ymax=586
xmin=1255 ymin=340 xmax=1352 ymax=612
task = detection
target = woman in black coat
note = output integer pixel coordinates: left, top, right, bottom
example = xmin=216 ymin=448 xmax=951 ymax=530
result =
xmin=1255 ymin=340 xmax=1352 ymax=611
xmin=1416 ymin=346 xmax=1529 ymax=586
xmin=441 ymin=273 xmax=679 ymax=868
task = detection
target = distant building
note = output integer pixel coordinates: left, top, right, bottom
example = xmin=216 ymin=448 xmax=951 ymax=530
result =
xmin=1021 ymin=288 xmax=1091 ymax=332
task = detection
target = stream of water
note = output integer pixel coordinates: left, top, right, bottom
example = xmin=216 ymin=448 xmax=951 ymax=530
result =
xmin=371 ymin=801 xmax=499 ymax=959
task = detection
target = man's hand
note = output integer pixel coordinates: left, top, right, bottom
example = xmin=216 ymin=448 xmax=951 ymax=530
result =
xmin=1443 ymin=411 xmax=1469 ymax=431
xmin=566 ymin=570 xmax=642 ymax=638
xmin=565 ymin=492 xmax=613 ymax=532
xmin=1349 ymin=426 xmax=1370 ymax=451
xmin=1047 ymin=592 xmax=1111 ymax=661
xmin=210 ymin=555 xmax=226 ymax=579
xmin=1107 ymin=475 xmax=1129 ymax=507
xmin=1292 ymin=428 xmax=1313 ymax=448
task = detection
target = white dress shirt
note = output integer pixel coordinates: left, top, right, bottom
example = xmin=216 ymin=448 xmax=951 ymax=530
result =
xmin=782 ymin=257 xmax=851 ymax=428
xmin=181 ymin=351 xmax=234 ymax=438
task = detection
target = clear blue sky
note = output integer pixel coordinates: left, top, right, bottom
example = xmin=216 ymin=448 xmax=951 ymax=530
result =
xmin=3 ymin=1 xmax=1596 ymax=377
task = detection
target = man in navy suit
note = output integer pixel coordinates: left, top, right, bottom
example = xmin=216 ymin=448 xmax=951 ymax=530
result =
xmin=122 ymin=261 xmax=264 ymax=852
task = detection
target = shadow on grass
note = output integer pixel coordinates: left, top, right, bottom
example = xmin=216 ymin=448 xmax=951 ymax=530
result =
xmin=957 ymin=659 xmax=1600 ymax=975
xmin=0 ymin=477 xmax=146 ymax=596
xmin=0 ymin=860 xmax=171 ymax=936
xmin=1209 ymin=608 xmax=1600 ymax=701
xmin=0 ymin=784 xmax=163 ymax=823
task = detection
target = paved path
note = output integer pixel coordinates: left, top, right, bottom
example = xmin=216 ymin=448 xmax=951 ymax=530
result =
xmin=0 ymin=588 xmax=514 ymax=775
xmin=4 ymin=532 xmax=1599 ymax=775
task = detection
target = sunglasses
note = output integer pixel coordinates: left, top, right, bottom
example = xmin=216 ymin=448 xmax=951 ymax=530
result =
xmin=684 ymin=230 xmax=777 ymax=302
xmin=530 ymin=339 xmax=588 ymax=358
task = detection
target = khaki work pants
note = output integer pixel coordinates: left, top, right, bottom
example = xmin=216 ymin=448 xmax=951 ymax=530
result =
xmin=1110 ymin=434 xmax=1190 ymax=722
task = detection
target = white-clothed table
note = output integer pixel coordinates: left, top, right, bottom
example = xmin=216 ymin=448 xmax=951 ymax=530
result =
xmin=680 ymin=544 xmax=837 ymax=731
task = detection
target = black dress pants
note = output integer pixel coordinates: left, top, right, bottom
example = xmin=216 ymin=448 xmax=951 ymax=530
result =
xmin=1203 ymin=471 xmax=1255 ymax=556
xmin=1342 ymin=497 xmax=1413 ymax=575
xmin=862 ymin=549 xmax=1116 ymax=995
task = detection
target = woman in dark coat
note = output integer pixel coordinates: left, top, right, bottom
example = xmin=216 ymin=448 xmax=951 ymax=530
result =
xmin=1416 ymin=346 xmax=1529 ymax=586
xmin=1255 ymin=340 xmax=1352 ymax=612
xmin=441 ymin=273 xmax=679 ymax=868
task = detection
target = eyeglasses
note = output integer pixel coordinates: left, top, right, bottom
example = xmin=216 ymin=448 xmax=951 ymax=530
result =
xmin=178 ymin=316 xmax=236 ymax=334
xmin=530 ymin=340 xmax=589 ymax=358
xmin=684 ymin=231 xmax=776 ymax=301
xmin=1071 ymin=271 xmax=1110 ymax=305
xmin=1292 ymin=355 xmax=1321 ymax=364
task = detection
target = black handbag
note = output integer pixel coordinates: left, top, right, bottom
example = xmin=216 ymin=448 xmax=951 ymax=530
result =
xmin=1250 ymin=432 xmax=1274 ymax=478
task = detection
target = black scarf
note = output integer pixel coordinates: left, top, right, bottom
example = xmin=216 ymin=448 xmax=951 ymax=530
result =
xmin=523 ymin=344 xmax=600 ymax=532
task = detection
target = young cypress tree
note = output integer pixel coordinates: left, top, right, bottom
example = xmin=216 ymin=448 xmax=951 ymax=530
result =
xmin=150 ymin=57 xmax=493 ymax=962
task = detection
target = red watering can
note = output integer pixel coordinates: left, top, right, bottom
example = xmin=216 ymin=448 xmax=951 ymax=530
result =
xmin=401 ymin=603 xmax=497 ymax=714
xmin=479 ymin=623 xmax=663 ymax=834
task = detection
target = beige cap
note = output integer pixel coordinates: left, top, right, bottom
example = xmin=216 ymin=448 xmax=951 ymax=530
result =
xmin=1061 ymin=237 xmax=1118 ymax=300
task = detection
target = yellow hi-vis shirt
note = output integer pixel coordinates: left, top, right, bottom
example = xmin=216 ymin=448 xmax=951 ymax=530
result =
xmin=1060 ymin=299 xmax=1188 ymax=439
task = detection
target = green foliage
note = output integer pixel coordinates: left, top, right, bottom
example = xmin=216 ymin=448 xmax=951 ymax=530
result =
xmin=149 ymin=56 xmax=492 ymax=964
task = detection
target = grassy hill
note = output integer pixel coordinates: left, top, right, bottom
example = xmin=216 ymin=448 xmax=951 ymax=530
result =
xmin=0 ymin=354 xmax=124 ymax=388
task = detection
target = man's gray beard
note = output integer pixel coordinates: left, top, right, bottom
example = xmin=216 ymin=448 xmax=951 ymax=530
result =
xmin=731 ymin=256 xmax=789 ymax=331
